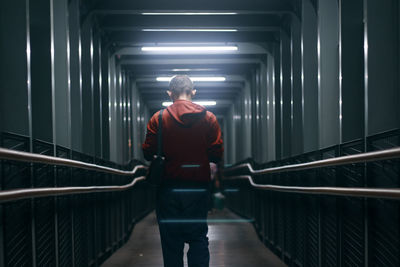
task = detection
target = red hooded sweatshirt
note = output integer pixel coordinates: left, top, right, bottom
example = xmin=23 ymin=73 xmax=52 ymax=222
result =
xmin=142 ymin=100 xmax=223 ymax=183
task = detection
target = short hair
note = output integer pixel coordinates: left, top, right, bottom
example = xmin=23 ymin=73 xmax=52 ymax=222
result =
xmin=169 ymin=75 xmax=194 ymax=96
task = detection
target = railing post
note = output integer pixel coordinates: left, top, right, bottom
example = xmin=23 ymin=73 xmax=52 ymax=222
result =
xmin=71 ymin=197 xmax=75 ymax=267
xmin=91 ymin=168 xmax=98 ymax=266
xmin=281 ymin=173 xmax=285 ymax=262
xmin=30 ymin=163 xmax=37 ymax=267
xmin=363 ymin=141 xmax=369 ymax=267
xmin=0 ymin=158 xmax=5 ymax=267
xmin=336 ymin=147 xmax=342 ymax=267
xmin=54 ymin=166 xmax=60 ymax=267
xmin=317 ymin=195 xmax=322 ymax=267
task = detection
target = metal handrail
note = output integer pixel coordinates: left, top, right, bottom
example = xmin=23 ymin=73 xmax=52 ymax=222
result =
xmin=0 ymin=147 xmax=148 ymax=176
xmin=225 ymin=146 xmax=400 ymax=175
xmin=0 ymin=176 xmax=146 ymax=203
xmin=0 ymin=147 xmax=149 ymax=203
xmin=226 ymin=175 xmax=400 ymax=200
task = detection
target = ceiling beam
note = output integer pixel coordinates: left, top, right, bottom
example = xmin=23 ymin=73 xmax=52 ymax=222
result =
xmin=91 ymin=0 xmax=294 ymax=14
xmin=99 ymin=14 xmax=282 ymax=28
xmin=139 ymin=88 xmax=241 ymax=94
xmin=103 ymin=26 xmax=280 ymax=32
xmin=136 ymin=81 xmax=245 ymax=88
xmin=107 ymin=31 xmax=278 ymax=43
xmin=120 ymin=57 xmax=261 ymax=66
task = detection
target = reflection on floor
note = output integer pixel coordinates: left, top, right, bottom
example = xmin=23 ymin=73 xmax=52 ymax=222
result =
xmin=102 ymin=209 xmax=287 ymax=267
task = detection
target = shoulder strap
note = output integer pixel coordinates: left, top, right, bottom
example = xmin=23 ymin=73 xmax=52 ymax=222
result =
xmin=157 ymin=109 xmax=163 ymax=156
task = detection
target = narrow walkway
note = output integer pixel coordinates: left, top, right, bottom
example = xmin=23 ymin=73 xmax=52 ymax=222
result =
xmin=102 ymin=209 xmax=286 ymax=267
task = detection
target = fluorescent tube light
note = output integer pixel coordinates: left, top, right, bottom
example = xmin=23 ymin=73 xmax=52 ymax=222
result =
xmin=157 ymin=77 xmax=226 ymax=82
xmin=162 ymin=101 xmax=217 ymax=107
xmin=142 ymin=46 xmax=238 ymax=53
xmin=142 ymin=12 xmax=237 ymax=15
xmin=171 ymin=68 xmax=219 ymax=72
xmin=142 ymin=28 xmax=237 ymax=32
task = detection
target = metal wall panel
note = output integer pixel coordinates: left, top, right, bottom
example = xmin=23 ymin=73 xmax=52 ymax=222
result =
xmin=30 ymin=0 xmax=53 ymax=143
xmin=366 ymin=0 xmax=399 ymax=135
xmin=81 ymin=19 xmax=94 ymax=156
xmin=281 ymin=29 xmax=292 ymax=158
xmin=273 ymin=44 xmax=282 ymax=160
xmin=244 ymin=81 xmax=252 ymax=160
xmin=341 ymin=0 xmax=364 ymax=143
xmin=53 ymin=0 xmax=70 ymax=148
xmin=318 ymin=0 xmax=340 ymax=149
xmin=101 ymin=45 xmax=110 ymax=160
xmin=266 ymin=53 xmax=276 ymax=161
xmin=0 ymin=0 xmax=30 ymax=135
xmin=108 ymin=55 xmax=118 ymax=162
xmin=291 ymin=15 xmax=304 ymax=156
xmin=259 ymin=61 xmax=269 ymax=162
xmin=302 ymin=0 xmax=319 ymax=153
xmin=68 ymin=0 xmax=83 ymax=153
xmin=93 ymin=28 xmax=102 ymax=158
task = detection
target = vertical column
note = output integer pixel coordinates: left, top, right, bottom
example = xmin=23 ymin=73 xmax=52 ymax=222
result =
xmin=266 ymin=53 xmax=276 ymax=161
xmin=291 ymin=15 xmax=304 ymax=155
xmin=0 ymin=1 xmax=33 ymax=265
xmin=227 ymin=104 xmax=236 ymax=164
xmin=234 ymin=97 xmax=242 ymax=161
xmin=92 ymin=28 xmax=102 ymax=158
xmin=81 ymin=18 xmax=94 ymax=156
xmin=0 ymin=0 xmax=30 ymax=136
xmin=52 ymin=0 xmax=71 ymax=148
xmin=364 ymin=2 xmax=399 ymax=265
xmin=101 ymin=45 xmax=110 ymax=160
xmin=280 ymin=28 xmax=292 ymax=158
xmin=260 ymin=61 xmax=269 ymax=162
xmin=131 ymin=82 xmax=140 ymax=160
xmin=127 ymin=77 xmax=133 ymax=160
xmin=52 ymin=0 xmax=71 ymax=266
xmin=30 ymin=0 xmax=52 ymax=143
xmin=273 ymin=43 xmax=282 ymax=159
xmin=116 ymin=66 xmax=123 ymax=164
xmin=254 ymin=68 xmax=262 ymax=162
xmin=366 ymin=0 xmax=399 ymax=135
xmin=253 ymin=69 xmax=261 ymax=161
xmin=340 ymin=0 xmax=364 ymax=142
xmin=244 ymin=81 xmax=252 ymax=159
xmin=121 ymin=71 xmax=127 ymax=163
xmin=302 ymin=0 xmax=319 ymax=152
xmin=108 ymin=55 xmax=117 ymax=162
xmin=318 ymin=0 xmax=340 ymax=148
xmin=68 ymin=0 xmax=83 ymax=153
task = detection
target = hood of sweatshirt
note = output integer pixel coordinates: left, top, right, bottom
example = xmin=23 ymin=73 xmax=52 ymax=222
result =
xmin=166 ymin=100 xmax=206 ymax=126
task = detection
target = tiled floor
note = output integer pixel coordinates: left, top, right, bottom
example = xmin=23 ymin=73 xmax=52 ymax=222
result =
xmin=102 ymin=209 xmax=286 ymax=267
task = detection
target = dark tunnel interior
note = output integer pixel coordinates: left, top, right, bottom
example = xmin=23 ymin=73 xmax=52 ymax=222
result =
xmin=0 ymin=0 xmax=399 ymax=266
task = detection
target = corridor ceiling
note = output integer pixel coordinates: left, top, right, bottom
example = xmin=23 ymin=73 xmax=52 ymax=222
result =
xmin=81 ymin=0 xmax=302 ymax=115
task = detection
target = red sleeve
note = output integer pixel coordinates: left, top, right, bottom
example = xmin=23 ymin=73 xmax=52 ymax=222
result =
xmin=142 ymin=111 xmax=159 ymax=161
xmin=206 ymin=112 xmax=224 ymax=163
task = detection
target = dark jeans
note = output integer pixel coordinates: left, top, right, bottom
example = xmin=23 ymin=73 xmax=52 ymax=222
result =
xmin=156 ymin=183 xmax=210 ymax=267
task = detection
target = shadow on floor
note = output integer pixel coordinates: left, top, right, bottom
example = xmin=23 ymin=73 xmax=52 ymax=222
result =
xmin=101 ymin=209 xmax=287 ymax=267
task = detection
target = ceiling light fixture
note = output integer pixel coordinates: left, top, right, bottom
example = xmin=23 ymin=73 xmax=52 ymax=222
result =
xmin=142 ymin=12 xmax=237 ymax=15
xmin=142 ymin=28 xmax=237 ymax=32
xmin=162 ymin=101 xmax=217 ymax=107
xmin=171 ymin=68 xmax=219 ymax=72
xmin=157 ymin=77 xmax=226 ymax=82
xmin=142 ymin=46 xmax=238 ymax=52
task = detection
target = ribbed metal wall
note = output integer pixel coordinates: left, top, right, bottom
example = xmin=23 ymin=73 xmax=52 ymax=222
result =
xmin=224 ymin=129 xmax=400 ymax=267
xmin=0 ymin=132 xmax=155 ymax=267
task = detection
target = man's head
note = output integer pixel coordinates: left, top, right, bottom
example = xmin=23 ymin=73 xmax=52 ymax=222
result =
xmin=167 ymin=75 xmax=196 ymax=101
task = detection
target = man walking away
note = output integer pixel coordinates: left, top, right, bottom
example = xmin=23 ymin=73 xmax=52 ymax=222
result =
xmin=142 ymin=75 xmax=224 ymax=267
